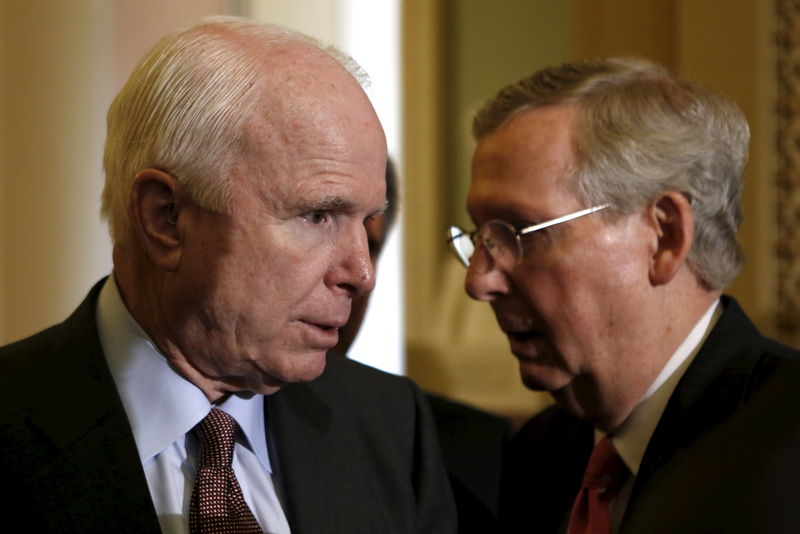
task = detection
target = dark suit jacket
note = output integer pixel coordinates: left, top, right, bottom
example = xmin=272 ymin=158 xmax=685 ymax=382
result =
xmin=425 ymin=394 xmax=511 ymax=534
xmin=622 ymin=358 xmax=800 ymax=533
xmin=324 ymin=353 xmax=512 ymax=534
xmin=0 ymin=281 xmax=456 ymax=533
xmin=498 ymin=296 xmax=799 ymax=534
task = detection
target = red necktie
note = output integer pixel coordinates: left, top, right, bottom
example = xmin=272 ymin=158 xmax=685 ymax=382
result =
xmin=189 ymin=409 xmax=263 ymax=534
xmin=567 ymin=436 xmax=629 ymax=534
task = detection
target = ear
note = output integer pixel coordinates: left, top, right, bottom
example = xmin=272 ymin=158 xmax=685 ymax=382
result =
xmin=647 ymin=191 xmax=694 ymax=286
xmin=129 ymin=169 xmax=185 ymax=271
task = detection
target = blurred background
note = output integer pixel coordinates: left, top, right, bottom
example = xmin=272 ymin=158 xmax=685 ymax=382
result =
xmin=1 ymin=0 xmax=796 ymax=422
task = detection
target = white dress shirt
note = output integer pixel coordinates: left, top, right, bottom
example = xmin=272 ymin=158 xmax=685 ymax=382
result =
xmin=95 ymin=276 xmax=291 ymax=534
xmin=603 ymin=300 xmax=722 ymax=533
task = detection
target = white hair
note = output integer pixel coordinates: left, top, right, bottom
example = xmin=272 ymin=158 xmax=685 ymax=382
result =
xmin=101 ymin=16 xmax=369 ymax=243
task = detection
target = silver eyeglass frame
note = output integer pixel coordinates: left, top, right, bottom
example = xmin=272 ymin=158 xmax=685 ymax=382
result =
xmin=447 ymin=204 xmax=610 ymax=268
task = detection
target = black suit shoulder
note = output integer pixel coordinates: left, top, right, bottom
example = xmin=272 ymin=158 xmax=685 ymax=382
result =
xmin=426 ymin=393 xmax=511 ymax=534
xmin=623 ymin=353 xmax=800 ymax=533
xmin=268 ymin=354 xmax=457 ymax=534
xmin=308 ymin=351 xmax=423 ymax=400
xmin=0 ymin=281 xmax=159 ymax=533
xmin=313 ymin=355 xmax=509 ymax=533
xmin=286 ymin=354 xmax=436 ymax=445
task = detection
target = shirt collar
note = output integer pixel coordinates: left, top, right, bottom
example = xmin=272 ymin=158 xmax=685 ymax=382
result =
xmin=95 ymin=275 xmax=272 ymax=472
xmin=606 ymin=299 xmax=722 ymax=475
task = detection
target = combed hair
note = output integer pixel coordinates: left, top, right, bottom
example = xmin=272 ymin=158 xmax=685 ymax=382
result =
xmin=472 ymin=57 xmax=750 ymax=289
xmin=101 ymin=16 xmax=369 ymax=243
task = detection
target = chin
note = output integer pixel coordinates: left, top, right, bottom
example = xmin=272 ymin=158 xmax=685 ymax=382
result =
xmin=235 ymin=349 xmax=328 ymax=395
xmin=278 ymin=349 xmax=329 ymax=383
xmin=518 ymin=360 xmax=572 ymax=392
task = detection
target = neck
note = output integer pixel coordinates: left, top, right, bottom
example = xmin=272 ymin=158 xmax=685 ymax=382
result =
xmin=563 ymin=268 xmax=723 ymax=435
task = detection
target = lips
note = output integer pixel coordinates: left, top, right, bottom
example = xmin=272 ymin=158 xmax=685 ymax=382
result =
xmin=500 ymin=320 xmax=544 ymax=341
xmin=300 ymin=318 xmax=347 ymax=348
xmin=309 ymin=322 xmax=339 ymax=331
xmin=502 ymin=325 xmax=547 ymax=360
xmin=303 ymin=320 xmax=347 ymax=333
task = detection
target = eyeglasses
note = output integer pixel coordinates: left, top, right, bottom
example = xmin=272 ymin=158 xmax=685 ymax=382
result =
xmin=447 ymin=204 xmax=609 ymax=270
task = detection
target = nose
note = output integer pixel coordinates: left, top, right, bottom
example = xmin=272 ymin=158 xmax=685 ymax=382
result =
xmin=464 ymin=244 xmax=510 ymax=302
xmin=330 ymin=225 xmax=376 ymax=297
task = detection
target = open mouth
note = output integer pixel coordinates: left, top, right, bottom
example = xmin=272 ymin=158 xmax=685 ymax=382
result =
xmin=508 ymin=330 xmax=543 ymax=342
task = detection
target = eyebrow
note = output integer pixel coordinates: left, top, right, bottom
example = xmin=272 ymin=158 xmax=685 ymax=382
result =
xmin=468 ymin=199 xmax=534 ymax=226
xmin=304 ymin=195 xmax=358 ymax=212
xmin=309 ymin=195 xmax=389 ymax=215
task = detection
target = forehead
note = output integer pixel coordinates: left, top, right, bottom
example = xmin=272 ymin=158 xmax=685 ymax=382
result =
xmin=468 ymin=105 xmax=582 ymax=222
xmin=238 ymin=44 xmax=387 ymax=209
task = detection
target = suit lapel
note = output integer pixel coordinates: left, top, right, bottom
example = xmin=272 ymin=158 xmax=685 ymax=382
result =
xmin=26 ymin=282 xmax=161 ymax=532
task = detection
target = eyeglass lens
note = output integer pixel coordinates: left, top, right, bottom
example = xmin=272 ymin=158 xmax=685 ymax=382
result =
xmin=447 ymin=227 xmax=474 ymax=267
xmin=481 ymin=220 xmax=523 ymax=268
xmin=447 ymin=222 xmax=522 ymax=270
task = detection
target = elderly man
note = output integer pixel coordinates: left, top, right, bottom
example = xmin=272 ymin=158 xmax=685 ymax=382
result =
xmin=0 ymin=17 xmax=455 ymax=533
xmin=448 ymin=57 xmax=798 ymax=533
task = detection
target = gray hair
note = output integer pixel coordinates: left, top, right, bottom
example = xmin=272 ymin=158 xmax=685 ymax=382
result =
xmin=101 ymin=16 xmax=368 ymax=244
xmin=472 ymin=57 xmax=750 ymax=289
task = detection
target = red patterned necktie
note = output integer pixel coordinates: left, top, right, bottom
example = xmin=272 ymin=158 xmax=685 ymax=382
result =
xmin=567 ymin=436 xmax=629 ymax=534
xmin=189 ymin=409 xmax=263 ymax=534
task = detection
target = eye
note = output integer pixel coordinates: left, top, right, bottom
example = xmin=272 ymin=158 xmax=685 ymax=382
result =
xmin=301 ymin=210 xmax=329 ymax=224
xmin=518 ymin=226 xmax=551 ymax=252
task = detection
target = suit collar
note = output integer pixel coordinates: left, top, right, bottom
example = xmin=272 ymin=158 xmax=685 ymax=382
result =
xmin=612 ymin=299 xmax=722 ymax=476
xmin=25 ymin=278 xmax=161 ymax=531
xmin=629 ymin=295 xmax=769 ymax=507
xmin=30 ymin=279 xmax=123 ymax=449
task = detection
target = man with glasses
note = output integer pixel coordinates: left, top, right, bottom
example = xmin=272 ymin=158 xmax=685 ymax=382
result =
xmin=449 ymin=57 xmax=799 ymax=533
xmin=0 ymin=17 xmax=455 ymax=533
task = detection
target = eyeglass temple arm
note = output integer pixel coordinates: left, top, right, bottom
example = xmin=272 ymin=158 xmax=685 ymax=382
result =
xmin=518 ymin=204 xmax=609 ymax=236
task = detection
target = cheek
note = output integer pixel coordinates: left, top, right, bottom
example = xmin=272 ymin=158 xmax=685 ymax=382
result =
xmin=268 ymin=250 xmax=335 ymax=308
xmin=514 ymin=246 xmax=642 ymax=330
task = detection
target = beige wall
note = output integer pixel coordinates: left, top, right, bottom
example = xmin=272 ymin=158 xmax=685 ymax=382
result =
xmin=404 ymin=0 xmax=780 ymax=420
xmin=0 ymin=0 xmax=231 ymax=344
xmin=0 ymin=2 xmax=5 ymax=336
xmin=1 ymin=0 xmax=113 ymax=344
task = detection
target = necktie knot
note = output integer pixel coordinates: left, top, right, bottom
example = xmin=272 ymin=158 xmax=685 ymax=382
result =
xmin=568 ymin=436 xmax=630 ymax=534
xmin=580 ymin=436 xmax=628 ymax=491
xmin=195 ymin=409 xmax=237 ymax=469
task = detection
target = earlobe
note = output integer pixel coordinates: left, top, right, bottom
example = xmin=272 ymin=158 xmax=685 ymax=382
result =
xmin=648 ymin=191 xmax=694 ymax=286
xmin=129 ymin=169 xmax=184 ymax=271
